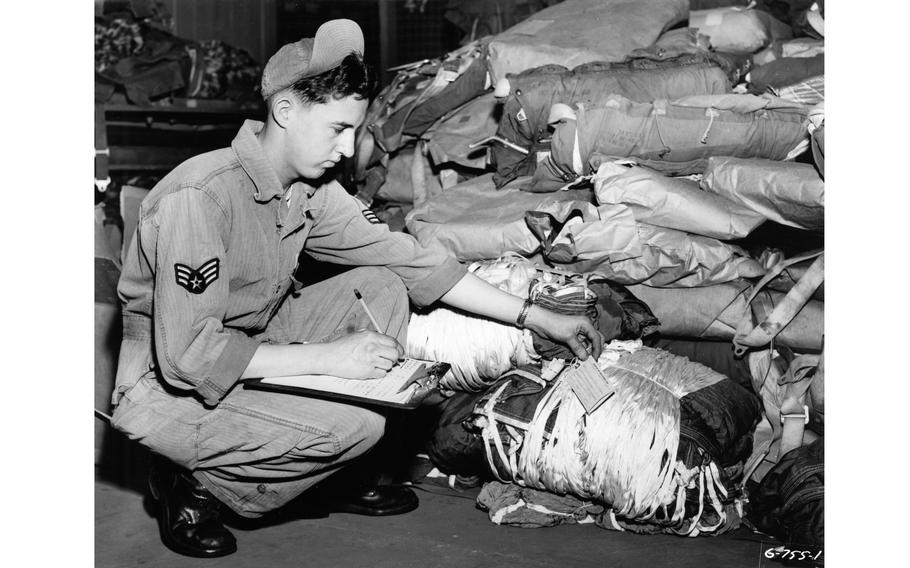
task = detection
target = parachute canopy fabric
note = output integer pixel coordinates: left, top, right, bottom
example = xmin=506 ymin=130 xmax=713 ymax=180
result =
xmin=472 ymin=341 xmax=761 ymax=536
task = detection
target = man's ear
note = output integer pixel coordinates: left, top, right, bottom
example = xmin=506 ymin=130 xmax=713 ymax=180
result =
xmin=269 ymin=94 xmax=293 ymax=129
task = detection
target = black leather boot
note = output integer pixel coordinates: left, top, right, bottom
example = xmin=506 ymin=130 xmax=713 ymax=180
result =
xmin=147 ymin=457 xmax=237 ymax=558
xmin=331 ymin=484 xmax=419 ymax=516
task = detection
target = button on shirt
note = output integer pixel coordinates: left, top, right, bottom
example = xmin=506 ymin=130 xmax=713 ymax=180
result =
xmin=116 ymin=120 xmax=466 ymax=406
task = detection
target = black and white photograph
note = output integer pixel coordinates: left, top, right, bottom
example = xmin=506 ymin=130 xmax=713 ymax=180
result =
xmin=0 ymin=0 xmax=887 ymax=566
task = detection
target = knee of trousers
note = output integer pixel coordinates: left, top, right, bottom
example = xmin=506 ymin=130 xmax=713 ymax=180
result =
xmin=320 ymin=405 xmax=387 ymax=460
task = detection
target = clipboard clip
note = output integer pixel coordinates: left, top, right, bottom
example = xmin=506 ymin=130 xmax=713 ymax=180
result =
xmin=396 ymin=365 xmax=431 ymax=394
xmin=396 ymin=362 xmax=451 ymax=394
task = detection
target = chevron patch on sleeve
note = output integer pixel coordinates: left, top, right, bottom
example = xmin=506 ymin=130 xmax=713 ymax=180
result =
xmin=174 ymin=258 xmax=220 ymax=294
xmin=361 ymin=208 xmax=383 ymax=225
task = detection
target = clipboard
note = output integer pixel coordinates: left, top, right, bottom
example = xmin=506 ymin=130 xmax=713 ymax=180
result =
xmin=242 ymin=359 xmax=451 ymax=410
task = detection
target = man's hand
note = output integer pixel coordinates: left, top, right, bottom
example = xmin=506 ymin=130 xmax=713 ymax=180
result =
xmin=524 ymin=306 xmax=604 ymax=361
xmin=323 ymin=331 xmax=405 ymax=380
xmin=437 ymin=272 xmax=605 ymax=362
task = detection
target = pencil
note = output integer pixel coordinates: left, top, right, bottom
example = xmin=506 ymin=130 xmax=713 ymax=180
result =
xmin=353 ymin=289 xmax=382 ymax=333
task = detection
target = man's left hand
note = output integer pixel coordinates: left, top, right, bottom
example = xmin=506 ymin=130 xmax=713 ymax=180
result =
xmin=523 ymin=306 xmax=604 ymax=361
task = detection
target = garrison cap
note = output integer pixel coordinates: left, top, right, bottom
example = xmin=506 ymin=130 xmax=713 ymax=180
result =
xmin=260 ymin=19 xmax=364 ymax=99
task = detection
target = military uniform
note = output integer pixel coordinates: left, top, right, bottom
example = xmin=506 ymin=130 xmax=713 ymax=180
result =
xmin=111 ymin=119 xmax=465 ymax=517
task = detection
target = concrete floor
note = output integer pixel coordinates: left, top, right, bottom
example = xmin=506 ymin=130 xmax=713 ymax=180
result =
xmin=95 ymin=434 xmax=780 ymax=568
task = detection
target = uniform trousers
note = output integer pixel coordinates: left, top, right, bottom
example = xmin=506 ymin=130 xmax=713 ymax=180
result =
xmin=111 ymin=266 xmax=409 ymax=517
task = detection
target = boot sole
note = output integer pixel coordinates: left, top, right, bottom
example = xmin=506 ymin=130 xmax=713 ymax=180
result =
xmin=332 ymin=489 xmax=420 ymax=516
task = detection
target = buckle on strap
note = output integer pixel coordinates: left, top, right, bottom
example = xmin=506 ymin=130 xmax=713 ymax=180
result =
xmin=780 ymin=404 xmax=810 ymax=425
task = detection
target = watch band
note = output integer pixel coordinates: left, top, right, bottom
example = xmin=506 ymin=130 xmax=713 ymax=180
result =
xmin=516 ymin=298 xmax=533 ymax=329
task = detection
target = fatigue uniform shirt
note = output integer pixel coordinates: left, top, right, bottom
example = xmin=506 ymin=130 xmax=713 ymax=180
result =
xmin=115 ymin=120 xmax=466 ymax=407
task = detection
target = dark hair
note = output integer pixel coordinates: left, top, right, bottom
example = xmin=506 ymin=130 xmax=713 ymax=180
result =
xmin=288 ymin=53 xmax=374 ymax=105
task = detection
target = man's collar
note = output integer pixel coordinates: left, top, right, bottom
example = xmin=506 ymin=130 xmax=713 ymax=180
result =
xmin=231 ymin=120 xmax=319 ymax=202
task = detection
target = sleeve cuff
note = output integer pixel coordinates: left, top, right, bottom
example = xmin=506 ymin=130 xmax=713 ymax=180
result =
xmin=196 ymin=331 xmax=261 ymax=406
xmin=407 ymin=256 xmax=468 ymax=307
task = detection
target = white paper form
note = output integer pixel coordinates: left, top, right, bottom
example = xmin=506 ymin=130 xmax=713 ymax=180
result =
xmin=259 ymin=358 xmax=428 ymax=405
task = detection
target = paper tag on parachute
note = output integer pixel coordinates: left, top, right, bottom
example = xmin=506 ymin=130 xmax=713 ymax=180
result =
xmin=563 ymin=357 xmax=615 ymax=414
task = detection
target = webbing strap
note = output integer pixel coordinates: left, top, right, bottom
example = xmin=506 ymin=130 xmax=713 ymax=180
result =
xmin=778 ymin=357 xmax=817 ymax=457
xmin=744 ymin=351 xmax=820 ymax=484
xmin=410 ymin=141 xmax=429 ymax=206
xmin=571 ymin=113 xmax=583 ymax=176
xmin=733 ymin=251 xmax=824 ymax=356
xmin=480 ymin=382 xmax=513 ymax=483
xmin=95 ymin=103 xmax=110 ymax=192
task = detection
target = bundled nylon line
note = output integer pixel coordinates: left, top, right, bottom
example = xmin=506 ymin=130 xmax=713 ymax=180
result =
xmin=477 ymin=341 xmax=735 ymax=535
xmin=530 ymin=277 xmax=598 ymax=321
xmin=407 ymin=255 xmax=540 ymax=391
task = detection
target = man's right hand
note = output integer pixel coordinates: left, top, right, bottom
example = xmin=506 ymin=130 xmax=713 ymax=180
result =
xmin=322 ymin=331 xmax=405 ymax=380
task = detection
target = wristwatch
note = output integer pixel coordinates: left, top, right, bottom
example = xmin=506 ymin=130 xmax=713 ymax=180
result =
xmin=516 ymin=298 xmax=534 ymax=329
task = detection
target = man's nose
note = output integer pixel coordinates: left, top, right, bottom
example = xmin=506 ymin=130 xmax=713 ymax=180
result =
xmin=337 ymin=130 xmax=355 ymax=158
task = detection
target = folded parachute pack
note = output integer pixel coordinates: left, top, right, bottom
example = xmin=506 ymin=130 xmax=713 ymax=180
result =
xmin=485 ymin=0 xmax=689 ymax=82
xmin=700 ymin=156 xmax=824 ymax=231
xmin=627 ymin=250 xmax=825 ymax=358
xmin=747 ymin=54 xmax=823 ymax=95
xmin=591 ymin=159 xmax=766 ymax=239
xmin=531 ymin=93 xmax=810 ymax=191
xmin=492 ymin=54 xmax=732 ymax=186
xmin=752 ymin=38 xmax=825 ymax=68
xmin=405 ymin=174 xmax=593 ymax=261
xmin=468 ymin=341 xmax=761 ymax=536
xmin=405 ymin=173 xmax=766 ymax=287
xmin=524 ymin=203 xmax=766 ymax=286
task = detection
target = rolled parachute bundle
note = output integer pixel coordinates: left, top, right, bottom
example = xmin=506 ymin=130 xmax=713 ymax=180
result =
xmin=591 ymin=159 xmax=767 ymax=239
xmin=485 ymin=0 xmax=688 ymax=82
xmin=628 ymin=279 xmax=824 ymax=353
xmin=531 ymin=93 xmax=810 ymax=192
xmin=471 ymin=341 xmax=761 ymax=536
xmin=407 ymin=255 xmax=540 ymax=391
xmin=492 ymin=53 xmax=731 ymax=186
xmin=700 ymin=156 xmax=824 ymax=231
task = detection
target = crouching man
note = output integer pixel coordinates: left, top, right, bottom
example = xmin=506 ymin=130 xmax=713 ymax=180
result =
xmin=110 ymin=19 xmax=603 ymax=558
